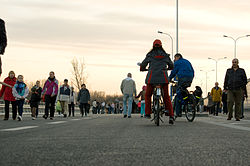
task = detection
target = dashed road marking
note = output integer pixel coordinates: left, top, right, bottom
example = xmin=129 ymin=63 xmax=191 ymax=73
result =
xmin=1 ymin=126 xmax=38 ymax=131
xmin=47 ymin=121 xmax=67 ymax=125
xmin=71 ymin=119 xmax=81 ymax=121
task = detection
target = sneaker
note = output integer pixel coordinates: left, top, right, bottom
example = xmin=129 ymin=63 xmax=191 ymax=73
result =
xmin=17 ymin=116 xmax=22 ymax=121
xmin=144 ymin=114 xmax=151 ymax=119
xmin=227 ymin=117 xmax=232 ymax=120
xmin=32 ymin=117 xmax=36 ymax=120
xmin=128 ymin=116 xmax=131 ymax=118
xmin=63 ymin=114 xmax=67 ymax=118
xmin=124 ymin=115 xmax=127 ymax=118
xmin=141 ymin=115 xmax=143 ymax=118
xmin=50 ymin=117 xmax=53 ymax=120
xmin=43 ymin=115 xmax=48 ymax=119
xmin=240 ymin=116 xmax=244 ymax=119
xmin=236 ymin=118 xmax=240 ymax=121
xmin=169 ymin=117 xmax=174 ymax=125
xmin=3 ymin=118 xmax=8 ymax=121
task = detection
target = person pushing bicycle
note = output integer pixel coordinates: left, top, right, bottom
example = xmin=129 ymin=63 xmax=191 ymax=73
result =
xmin=139 ymin=39 xmax=174 ymax=124
xmin=168 ymin=53 xmax=194 ymax=117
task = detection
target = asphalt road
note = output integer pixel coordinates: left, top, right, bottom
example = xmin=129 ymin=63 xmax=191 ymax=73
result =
xmin=0 ymin=113 xmax=250 ymax=166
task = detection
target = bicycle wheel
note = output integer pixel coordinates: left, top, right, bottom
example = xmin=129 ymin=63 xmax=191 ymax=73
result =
xmin=154 ymin=99 xmax=160 ymax=126
xmin=184 ymin=97 xmax=196 ymax=122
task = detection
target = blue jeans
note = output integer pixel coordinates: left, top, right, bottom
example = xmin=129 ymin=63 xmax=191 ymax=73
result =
xmin=175 ymin=77 xmax=193 ymax=116
xmin=141 ymin=101 xmax=145 ymax=116
xmin=123 ymin=94 xmax=133 ymax=116
xmin=17 ymin=99 xmax=25 ymax=117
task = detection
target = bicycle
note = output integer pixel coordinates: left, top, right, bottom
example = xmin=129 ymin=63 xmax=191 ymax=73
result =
xmin=137 ymin=63 xmax=170 ymax=126
xmin=171 ymin=81 xmax=198 ymax=122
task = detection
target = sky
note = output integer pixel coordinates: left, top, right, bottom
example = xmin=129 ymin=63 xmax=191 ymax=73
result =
xmin=1 ymin=0 xmax=250 ymax=95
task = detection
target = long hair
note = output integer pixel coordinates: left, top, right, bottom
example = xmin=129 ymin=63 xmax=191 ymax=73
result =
xmin=8 ymin=71 xmax=15 ymax=77
xmin=148 ymin=46 xmax=167 ymax=55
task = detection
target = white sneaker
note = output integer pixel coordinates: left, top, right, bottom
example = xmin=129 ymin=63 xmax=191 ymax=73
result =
xmin=18 ymin=116 xmax=22 ymax=121
xmin=32 ymin=117 xmax=36 ymax=120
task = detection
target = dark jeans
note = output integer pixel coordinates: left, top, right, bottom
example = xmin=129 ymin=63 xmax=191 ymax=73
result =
xmin=227 ymin=89 xmax=242 ymax=119
xmin=44 ymin=95 xmax=57 ymax=118
xmin=68 ymin=102 xmax=75 ymax=117
xmin=4 ymin=100 xmax=17 ymax=120
xmin=213 ymin=102 xmax=220 ymax=116
xmin=223 ymin=101 xmax=228 ymax=114
xmin=80 ymin=103 xmax=88 ymax=116
xmin=17 ymin=99 xmax=25 ymax=117
xmin=175 ymin=77 xmax=193 ymax=116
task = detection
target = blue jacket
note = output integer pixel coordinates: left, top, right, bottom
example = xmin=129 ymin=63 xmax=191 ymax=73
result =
xmin=169 ymin=58 xmax=194 ymax=80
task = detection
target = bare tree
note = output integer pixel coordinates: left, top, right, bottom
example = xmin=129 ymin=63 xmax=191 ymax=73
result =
xmin=71 ymin=57 xmax=87 ymax=91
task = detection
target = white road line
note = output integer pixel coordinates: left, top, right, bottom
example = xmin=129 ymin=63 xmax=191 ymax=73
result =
xmin=47 ymin=121 xmax=67 ymax=125
xmin=201 ymin=120 xmax=250 ymax=132
xmin=71 ymin=119 xmax=81 ymax=121
xmin=1 ymin=126 xmax=38 ymax=132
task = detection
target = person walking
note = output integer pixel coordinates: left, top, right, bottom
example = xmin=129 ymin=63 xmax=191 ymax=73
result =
xmin=224 ymin=58 xmax=247 ymax=121
xmin=0 ymin=71 xmax=17 ymax=120
xmin=12 ymin=75 xmax=29 ymax=121
xmin=42 ymin=71 xmax=59 ymax=120
xmin=101 ymin=101 xmax=105 ymax=114
xmin=136 ymin=85 xmax=146 ymax=117
xmin=92 ymin=99 xmax=97 ymax=114
xmin=68 ymin=87 xmax=76 ymax=117
xmin=210 ymin=82 xmax=222 ymax=116
xmin=57 ymin=79 xmax=71 ymax=118
xmin=222 ymin=89 xmax=228 ymax=114
xmin=120 ymin=73 xmax=136 ymax=118
xmin=77 ymin=84 xmax=90 ymax=117
xmin=29 ymin=81 xmax=42 ymax=120
xmin=0 ymin=18 xmax=7 ymax=75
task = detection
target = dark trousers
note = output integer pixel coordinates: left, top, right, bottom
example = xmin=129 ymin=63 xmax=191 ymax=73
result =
xmin=68 ymin=103 xmax=75 ymax=117
xmin=213 ymin=102 xmax=220 ymax=116
xmin=223 ymin=101 xmax=228 ymax=114
xmin=227 ymin=89 xmax=242 ymax=119
xmin=44 ymin=95 xmax=57 ymax=118
xmin=4 ymin=100 xmax=17 ymax=120
xmin=17 ymin=99 xmax=25 ymax=117
xmin=80 ymin=103 xmax=88 ymax=116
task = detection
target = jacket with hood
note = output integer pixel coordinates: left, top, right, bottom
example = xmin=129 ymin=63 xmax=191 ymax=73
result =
xmin=140 ymin=48 xmax=173 ymax=84
xmin=42 ymin=77 xmax=59 ymax=96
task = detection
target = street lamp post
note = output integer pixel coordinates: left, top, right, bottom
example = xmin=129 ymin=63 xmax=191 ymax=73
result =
xmin=223 ymin=35 xmax=250 ymax=58
xmin=176 ymin=0 xmax=179 ymax=53
xmin=200 ymin=69 xmax=215 ymax=95
xmin=158 ymin=31 xmax=174 ymax=60
xmin=208 ymin=57 xmax=227 ymax=82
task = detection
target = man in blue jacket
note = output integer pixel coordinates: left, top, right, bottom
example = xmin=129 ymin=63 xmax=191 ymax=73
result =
xmin=169 ymin=53 xmax=194 ymax=117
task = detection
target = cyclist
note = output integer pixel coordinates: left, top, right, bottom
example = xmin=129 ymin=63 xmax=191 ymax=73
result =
xmin=139 ymin=39 xmax=174 ymax=124
xmin=168 ymin=53 xmax=194 ymax=117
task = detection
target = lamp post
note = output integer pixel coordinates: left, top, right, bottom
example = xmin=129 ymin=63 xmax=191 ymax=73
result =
xmin=158 ymin=31 xmax=174 ymax=60
xmin=223 ymin=35 xmax=250 ymax=58
xmin=208 ymin=57 xmax=227 ymax=82
xmin=200 ymin=69 xmax=215 ymax=95
xmin=176 ymin=0 xmax=179 ymax=53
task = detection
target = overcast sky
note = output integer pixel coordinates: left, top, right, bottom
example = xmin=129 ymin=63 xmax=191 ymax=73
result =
xmin=1 ymin=0 xmax=250 ymax=94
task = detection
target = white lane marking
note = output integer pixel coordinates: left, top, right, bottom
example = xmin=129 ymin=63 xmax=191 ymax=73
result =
xmin=1 ymin=126 xmax=38 ymax=132
xmin=83 ymin=117 xmax=92 ymax=120
xmin=47 ymin=121 xmax=67 ymax=125
xmin=71 ymin=119 xmax=81 ymax=121
xmin=201 ymin=120 xmax=250 ymax=132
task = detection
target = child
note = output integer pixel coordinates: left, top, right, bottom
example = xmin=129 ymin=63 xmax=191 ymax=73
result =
xmin=136 ymin=85 xmax=146 ymax=117
xmin=12 ymin=75 xmax=29 ymax=121
xmin=30 ymin=81 xmax=42 ymax=120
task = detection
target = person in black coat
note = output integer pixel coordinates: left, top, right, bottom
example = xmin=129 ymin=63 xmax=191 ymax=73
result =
xmin=0 ymin=18 xmax=7 ymax=75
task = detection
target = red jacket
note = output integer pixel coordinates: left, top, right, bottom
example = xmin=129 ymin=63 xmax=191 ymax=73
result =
xmin=0 ymin=77 xmax=17 ymax=101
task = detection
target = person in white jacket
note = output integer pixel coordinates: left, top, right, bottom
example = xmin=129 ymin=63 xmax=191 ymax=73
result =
xmin=68 ymin=87 xmax=76 ymax=117
xmin=12 ymin=75 xmax=29 ymax=121
xmin=56 ymin=79 xmax=71 ymax=118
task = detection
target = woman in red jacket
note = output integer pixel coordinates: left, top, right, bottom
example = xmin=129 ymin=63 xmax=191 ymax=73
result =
xmin=0 ymin=71 xmax=17 ymax=120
